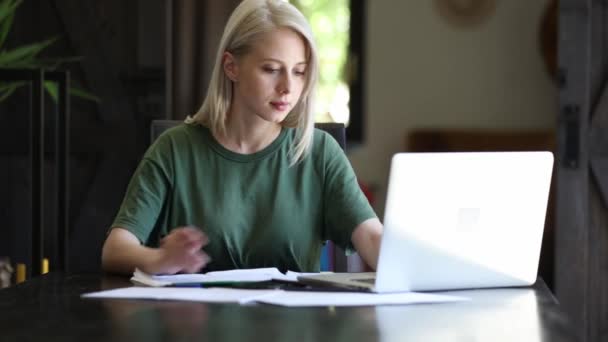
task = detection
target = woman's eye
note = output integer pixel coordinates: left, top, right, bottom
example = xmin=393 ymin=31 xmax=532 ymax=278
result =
xmin=263 ymin=67 xmax=280 ymax=74
xmin=294 ymin=70 xmax=306 ymax=77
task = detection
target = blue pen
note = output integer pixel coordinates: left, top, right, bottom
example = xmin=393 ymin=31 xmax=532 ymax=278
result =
xmin=171 ymin=281 xmax=252 ymax=288
xmin=172 ymin=282 xmax=204 ymax=288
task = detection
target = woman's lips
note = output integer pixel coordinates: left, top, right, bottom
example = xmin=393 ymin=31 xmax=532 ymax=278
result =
xmin=270 ymin=101 xmax=289 ymax=111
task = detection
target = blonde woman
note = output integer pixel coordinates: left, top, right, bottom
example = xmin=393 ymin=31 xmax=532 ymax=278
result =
xmin=101 ymin=0 xmax=382 ymax=275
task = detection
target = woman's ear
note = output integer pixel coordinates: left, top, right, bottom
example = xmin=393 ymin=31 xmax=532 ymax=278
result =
xmin=223 ymin=52 xmax=238 ymax=82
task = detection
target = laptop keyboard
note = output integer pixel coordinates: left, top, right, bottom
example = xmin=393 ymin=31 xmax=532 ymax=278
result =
xmin=353 ymin=277 xmax=376 ymax=284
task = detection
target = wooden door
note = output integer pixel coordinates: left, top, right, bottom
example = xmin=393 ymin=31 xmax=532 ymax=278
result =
xmin=556 ymin=1 xmax=608 ymax=341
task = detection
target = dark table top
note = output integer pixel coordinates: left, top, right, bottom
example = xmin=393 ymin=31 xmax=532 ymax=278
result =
xmin=0 ymin=273 xmax=577 ymax=342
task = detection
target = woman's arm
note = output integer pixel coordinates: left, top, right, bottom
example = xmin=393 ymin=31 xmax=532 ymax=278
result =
xmin=351 ymin=218 xmax=383 ymax=270
xmin=101 ymin=227 xmax=210 ymax=275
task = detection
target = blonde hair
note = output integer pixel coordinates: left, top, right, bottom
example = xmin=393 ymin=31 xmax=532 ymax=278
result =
xmin=186 ymin=0 xmax=319 ymax=165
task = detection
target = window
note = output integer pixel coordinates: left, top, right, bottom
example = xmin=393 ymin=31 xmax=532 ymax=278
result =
xmin=292 ymin=0 xmax=365 ymax=143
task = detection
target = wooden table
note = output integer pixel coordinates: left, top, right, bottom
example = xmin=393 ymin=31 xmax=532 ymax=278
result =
xmin=0 ymin=273 xmax=577 ymax=341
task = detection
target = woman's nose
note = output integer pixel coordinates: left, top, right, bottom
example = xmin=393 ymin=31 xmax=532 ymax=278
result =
xmin=278 ymin=74 xmax=291 ymax=94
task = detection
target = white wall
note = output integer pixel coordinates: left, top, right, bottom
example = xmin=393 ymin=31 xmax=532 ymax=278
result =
xmin=348 ymin=0 xmax=557 ymax=217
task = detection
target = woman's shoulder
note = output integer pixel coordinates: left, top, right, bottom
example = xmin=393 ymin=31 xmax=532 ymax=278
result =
xmin=312 ymin=126 xmax=344 ymax=152
xmin=146 ymin=122 xmax=210 ymax=158
xmin=154 ymin=122 xmax=208 ymax=144
xmin=302 ymin=126 xmax=347 ymax=168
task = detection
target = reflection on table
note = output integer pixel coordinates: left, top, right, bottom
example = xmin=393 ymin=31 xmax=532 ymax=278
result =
xmin=377 ymin=288 xmax=542 ymax=342
xmin=0 ymin=273 xmax=576 ymax=342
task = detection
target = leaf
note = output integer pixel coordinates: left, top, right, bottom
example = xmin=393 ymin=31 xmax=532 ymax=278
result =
xmin=45 ymin=82 xmax=102 ymax=104
xmin=0 ymin=0 xmax=21 ymax=24
xmin=69 ymin=86 xmax=101 ymax=103
xmin=0 ymin=37 xmax=57 ymax=67
xmin=0 ymin=80 xmax=25 ymax=91
xmin=0 ymin=0 xmax=99 ymax=105
xmin=0 ymin=0 xmax=21 ymax=48
xmin=8 ymin=59 xmax=49 ymax=69
xmin=9 ymin=58 xmax=56 ymax=69
xmin=37 ymin=56 xmax=84 ymax=70
xmin=0 ymin=82 xmax=20 ymax=102
xmin=44 ymin=80 xmax=58 ymax=102
xmin=0 ymin=11 xmax=14 ymax=49
xmin=0 ymin=80 xmax=101 ymax=104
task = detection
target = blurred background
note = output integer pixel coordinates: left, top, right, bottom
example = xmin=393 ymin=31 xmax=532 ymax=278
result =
xmin=16 ymin=1 xmax=608 ymax=340
xmin=0 ymin=0 xmax=561 ymax=310
xmin=0 ymin=0 xmax=557 ymax=273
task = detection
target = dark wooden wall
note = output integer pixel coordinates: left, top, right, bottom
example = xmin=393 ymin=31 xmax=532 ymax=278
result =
xmin=556 ymin=0 xmax=608 ymax=341
xmin=0 ymin=0 xmax=165 ymax=272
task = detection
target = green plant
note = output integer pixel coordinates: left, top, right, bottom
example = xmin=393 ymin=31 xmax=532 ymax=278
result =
xmin=292 ymin=0 xmax=350 ymax=123
xmin=0 ymin=0 xmax=99 ymax=102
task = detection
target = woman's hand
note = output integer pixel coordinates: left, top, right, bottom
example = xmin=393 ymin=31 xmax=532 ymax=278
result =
xmin=158 ymin=226 xmax=211 ymax=274
xmin=101 ymin=226 xmax=211 ymax=275
xmin=351 ymin=218 xmax=383 ymax=270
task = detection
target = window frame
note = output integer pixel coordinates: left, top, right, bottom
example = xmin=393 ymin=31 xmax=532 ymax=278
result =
xmin=346 ymin=0 xmax=366 ymax=145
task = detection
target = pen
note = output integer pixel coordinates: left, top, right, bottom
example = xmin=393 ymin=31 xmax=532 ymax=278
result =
xmin=170 ymin=281 xmax=267 ymax=288
xmin=172 ymin=282 xmax=204 ymax=288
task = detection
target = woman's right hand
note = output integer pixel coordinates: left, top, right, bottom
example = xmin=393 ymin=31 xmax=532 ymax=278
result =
xmin=101 ymin=226 xmax=210 ymax=275
xmin=157 ymin=226 xmax=211 ymax=274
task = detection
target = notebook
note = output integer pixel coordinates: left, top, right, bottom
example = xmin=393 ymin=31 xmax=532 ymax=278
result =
xmin=298 ymin=151 xmax=554 ymax=293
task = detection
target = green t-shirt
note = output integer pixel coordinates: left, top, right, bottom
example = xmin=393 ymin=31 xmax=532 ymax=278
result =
xmin=112 ymin=123 xmax=376 ymax=272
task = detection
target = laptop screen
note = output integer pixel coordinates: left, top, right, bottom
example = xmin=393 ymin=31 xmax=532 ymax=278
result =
xmin=375 ymin=152 xmax=553 ymax=292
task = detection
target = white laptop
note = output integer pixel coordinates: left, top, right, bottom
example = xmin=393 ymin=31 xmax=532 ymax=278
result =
xmin=298 ymin=151 xmax=554 ymax=293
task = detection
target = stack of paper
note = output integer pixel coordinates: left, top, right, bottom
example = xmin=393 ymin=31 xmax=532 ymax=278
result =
xmin=83 ymin=287 xmax=279 ymax=304
xmin=130 ymin=267 xmax=310 ymax=287
xmin=82 ymin=286 xmax=467 ymax=307
xmin=82 ymin=268 xmax=469 ymax=307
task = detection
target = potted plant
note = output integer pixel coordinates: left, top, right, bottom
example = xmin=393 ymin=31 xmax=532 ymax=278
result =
xmin=0 ymin=0 xmax=98 ymax=102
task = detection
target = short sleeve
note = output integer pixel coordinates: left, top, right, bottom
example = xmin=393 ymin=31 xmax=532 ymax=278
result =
xmin=321 ymin=133 xmax=377 ymax=253
xmin=111 ymin=137 xmax=173 ymax=244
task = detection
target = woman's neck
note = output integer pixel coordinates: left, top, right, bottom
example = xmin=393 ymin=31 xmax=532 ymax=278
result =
xmin=215 ymin=109 xmax=282 ymax=155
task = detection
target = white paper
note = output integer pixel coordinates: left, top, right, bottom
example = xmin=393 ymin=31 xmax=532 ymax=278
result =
xmin=131 ymin=267 xmax=291 ymax=286
xmin=255 ymin=291 xmax=468 ymax=307
xmin=82 ymin=287 xmax=279 ymax=304
xmin=82 ymin=286 xmax=468 ymax=307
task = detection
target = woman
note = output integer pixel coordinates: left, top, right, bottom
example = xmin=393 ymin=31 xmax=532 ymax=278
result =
xmin=101 ymin=0 xmax=382 ymax=275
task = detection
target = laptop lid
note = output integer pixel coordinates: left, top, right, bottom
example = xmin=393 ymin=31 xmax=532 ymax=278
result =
xmin=374 ymin=151 xmax=554 ymax=292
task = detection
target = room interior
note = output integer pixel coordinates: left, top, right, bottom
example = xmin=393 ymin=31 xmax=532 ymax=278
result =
xmin=3 ymin=0 xmax=604 ymax=340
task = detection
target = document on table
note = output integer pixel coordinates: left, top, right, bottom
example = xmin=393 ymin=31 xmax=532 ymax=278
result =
xmin=82 ymin=287 xmax=280 ymax=305
xmin=81 ymin=268 xmax=470 ymax=306
xmin=252 ymin=290 xmax=468 ymax=307
xmin=130 ymin=267 xmax=310 ymax=287
xmin=82 ymin=287 xmax=468 ymax=307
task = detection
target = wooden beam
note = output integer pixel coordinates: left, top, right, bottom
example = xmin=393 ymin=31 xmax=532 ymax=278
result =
xmin=49 ymin=1 xmax=141 ymax=272
xmin=556 ymin=0 xmax=591 ymax=340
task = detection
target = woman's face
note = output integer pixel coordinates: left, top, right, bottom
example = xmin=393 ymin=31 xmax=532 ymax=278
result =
xmin=225 ymin=27 xmax=308 ymax=124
